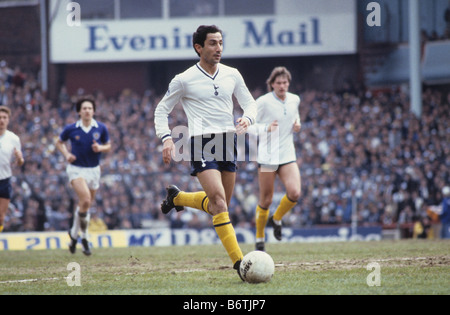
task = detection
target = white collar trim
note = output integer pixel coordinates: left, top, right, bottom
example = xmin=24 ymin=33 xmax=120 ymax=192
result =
xmin=76 ymin=119 xmax=98 ymax=128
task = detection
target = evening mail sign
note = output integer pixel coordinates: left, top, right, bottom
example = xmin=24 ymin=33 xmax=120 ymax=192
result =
xmin=50 ymin=15 xmax=356 ymax=63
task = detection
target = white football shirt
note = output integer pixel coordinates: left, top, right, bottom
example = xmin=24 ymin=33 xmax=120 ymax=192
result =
xmin=154 ymin=63 xmax=257 ymax=140
xmin=249 ymin=91 xmax=301 ymax=165
xmin=0 ymin=130 xmax=22 ymax=180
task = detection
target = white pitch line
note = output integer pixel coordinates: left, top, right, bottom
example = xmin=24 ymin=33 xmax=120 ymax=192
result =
xmin=0 ymin=277 xmax=61 ymax=284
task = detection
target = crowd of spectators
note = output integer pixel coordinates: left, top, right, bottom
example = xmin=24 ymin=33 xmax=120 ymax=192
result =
xmin=0 ymin=60 xmax=449 ymax=233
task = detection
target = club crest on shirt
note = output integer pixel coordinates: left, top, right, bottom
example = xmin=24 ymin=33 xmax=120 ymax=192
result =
xmin=75 ymin=135 xmax=80 ymax=141
xmin=93 ymin=132 xmax=101 ymax=140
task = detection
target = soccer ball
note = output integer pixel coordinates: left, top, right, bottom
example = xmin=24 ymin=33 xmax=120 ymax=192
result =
xmin=240 ymin=251 xmax=275 ymax=283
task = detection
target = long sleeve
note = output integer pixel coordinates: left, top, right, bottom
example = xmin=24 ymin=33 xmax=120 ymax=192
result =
xmin=154 ymin=76 xmax=184 ymax=142
xmin=233 ymin=70 xmax=257 ymax=126
xmin=247 ymin=99 xmax=267 ymax=136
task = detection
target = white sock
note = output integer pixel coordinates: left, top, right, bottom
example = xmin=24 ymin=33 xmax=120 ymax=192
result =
xmin=79 ymin=211 xmax=90 ymax=239
xmin=70 ymin=207 xmax=80 ymax=239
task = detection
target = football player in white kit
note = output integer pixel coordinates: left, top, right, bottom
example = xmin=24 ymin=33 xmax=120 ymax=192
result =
xmin=0 ymin=105 xmax=24 ymax=232
xmin=56 ymin=98 xmax=111 ymax=255
xmin=250 ymin=67 xmax=302 ymax=251
xmin=154 ymin=25 xmax=257 ymax=280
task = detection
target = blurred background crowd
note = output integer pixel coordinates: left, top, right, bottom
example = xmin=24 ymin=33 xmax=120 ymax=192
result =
xmin=0 ymin=60 xmax=449 ymax=235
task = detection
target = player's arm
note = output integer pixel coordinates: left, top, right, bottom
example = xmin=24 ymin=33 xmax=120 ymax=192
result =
xmin=161 ymin=138 xmax=175 ymax=165
xmin=248 ymin=97 xmax=275 ymax=135
xmin=233 ymin=70 xmax=257 ymax=131
xmin=13 ymin=147 xmax=24 ymax=166
xmin=92 ymin=124 xmax=112 ymax=153
xmin=292 ymin=119 xmax=301 ymax=133
xmin=292 ymin=96 xmax=301 ymax=133
xmin=92 ymin=140 xmax=111 ymax=153
xmin=154 ymin=76 xmax=184 ymax=164
xmin=55 ymin=137 xmax=76 ymax=163
xmin=154 ymin=76 xmax=184 ymax=141
xmin=12 ymin=137 xmax=24 ymax=166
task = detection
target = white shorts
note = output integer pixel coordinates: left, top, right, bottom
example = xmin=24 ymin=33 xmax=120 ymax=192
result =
xmin=66 ymin=164 xmax=101 ymax=190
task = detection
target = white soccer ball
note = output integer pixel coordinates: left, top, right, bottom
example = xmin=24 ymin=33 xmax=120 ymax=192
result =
xmin=240 ymin=251 xmax=275 ymax=283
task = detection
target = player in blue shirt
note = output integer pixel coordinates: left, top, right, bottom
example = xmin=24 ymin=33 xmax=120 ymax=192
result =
xmin=440 ymin=186 xmax=450 ymax=238
xmin=56 ymin=98 xmax=111 ymax=255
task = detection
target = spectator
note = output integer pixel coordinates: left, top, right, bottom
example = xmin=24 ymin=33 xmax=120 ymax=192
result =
xmin=88 ymin=208 xmax=108 ymax=233
xmin=413 ymin=215 xmax=433 ymax=239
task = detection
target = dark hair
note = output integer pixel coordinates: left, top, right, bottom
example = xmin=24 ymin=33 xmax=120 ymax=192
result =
xmin=75 ymin=98 xmax=96 ymax=113
xmin=192 ymin=25 xmax=222 ymax=57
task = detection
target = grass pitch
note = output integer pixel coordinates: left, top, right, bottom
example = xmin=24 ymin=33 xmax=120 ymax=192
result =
xmin=0 ymin=240 xmax=449 ymax=295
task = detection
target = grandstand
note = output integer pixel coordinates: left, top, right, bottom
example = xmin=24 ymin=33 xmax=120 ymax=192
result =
xmin=0 ymin=0 xmax=449 ymax=245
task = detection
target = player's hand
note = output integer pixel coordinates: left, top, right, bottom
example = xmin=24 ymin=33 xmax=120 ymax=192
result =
xmin=92 ymin=139 xmax=101 ymax=152
xmin=236 ymin=117 xmax=250 ymax=135
xmin=13 ymin=148 xmax=24 ymax=166
xmin=267 ymin=120 xmax=279 ymax=132
xmin=292 ymin=119 xmax=301 ymax=133
xmin=91 ymin=139 xmax=111 ymax=153
xmin=162 ymin=139 xmax=175 ymax=165
xmin=65 ymin=153 xmax=76 ymax=163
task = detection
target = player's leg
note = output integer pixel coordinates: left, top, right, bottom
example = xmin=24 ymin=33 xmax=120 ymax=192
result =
xmin=255 ymin=168 xmax=276 ymax=250
xmin=271 ymin=162 xmax=301 ymax=240
xmin=172 ymin=189 xmax=210 ymax=214
xmin=220 ymin=170 xmax=235 ymax=207
xmin=197 ymin=169 xmax=243 ymax=273
xmin=171 ymin=167 xmax=236 ymax=214
xmin=82 ymin=188 xmax=97 ymax=238
xmin=78 ymin=188 xmax=96 ymax=256
xmin=0 ymin=198 xmax=9 ymax=232
xmin=70 ymin=178 xmax=93 ymax=255
xmin=162 ymin=135 xmax=216 ymax=215
xmin=0 ymin=178 xmax=12 ymax=232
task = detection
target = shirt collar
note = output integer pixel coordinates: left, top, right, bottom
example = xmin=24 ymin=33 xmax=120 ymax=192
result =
xmin=272 ymin=91 xmax=286 ymax=104
xmin=196 ymin=63 xmax=219 ymax=80
xmin=76 ymin=119 xmax=98 ymax=128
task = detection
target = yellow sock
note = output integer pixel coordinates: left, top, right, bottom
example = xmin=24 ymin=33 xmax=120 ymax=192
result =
xmin=174 ymin=191 xmax=210 ymax=214
xmin=273 ymin=194 xmax=297 ymax=221
xmin=213 ymin=212 xmax=243 ymax=265
xmin=255 ymin=205 xmax=269 ymax=240
xmin=0 ymin=225 xmax=3 ymax=233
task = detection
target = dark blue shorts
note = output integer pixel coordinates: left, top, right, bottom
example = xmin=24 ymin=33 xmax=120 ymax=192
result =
xmin=190 ymin=132 xmax=237 ymax=176
xmin=0 ymin=178 xmax=12 ymax=199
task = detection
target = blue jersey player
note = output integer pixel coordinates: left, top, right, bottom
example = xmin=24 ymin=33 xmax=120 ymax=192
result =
xmin=56 ymin=98 xmax=111 ymax=255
